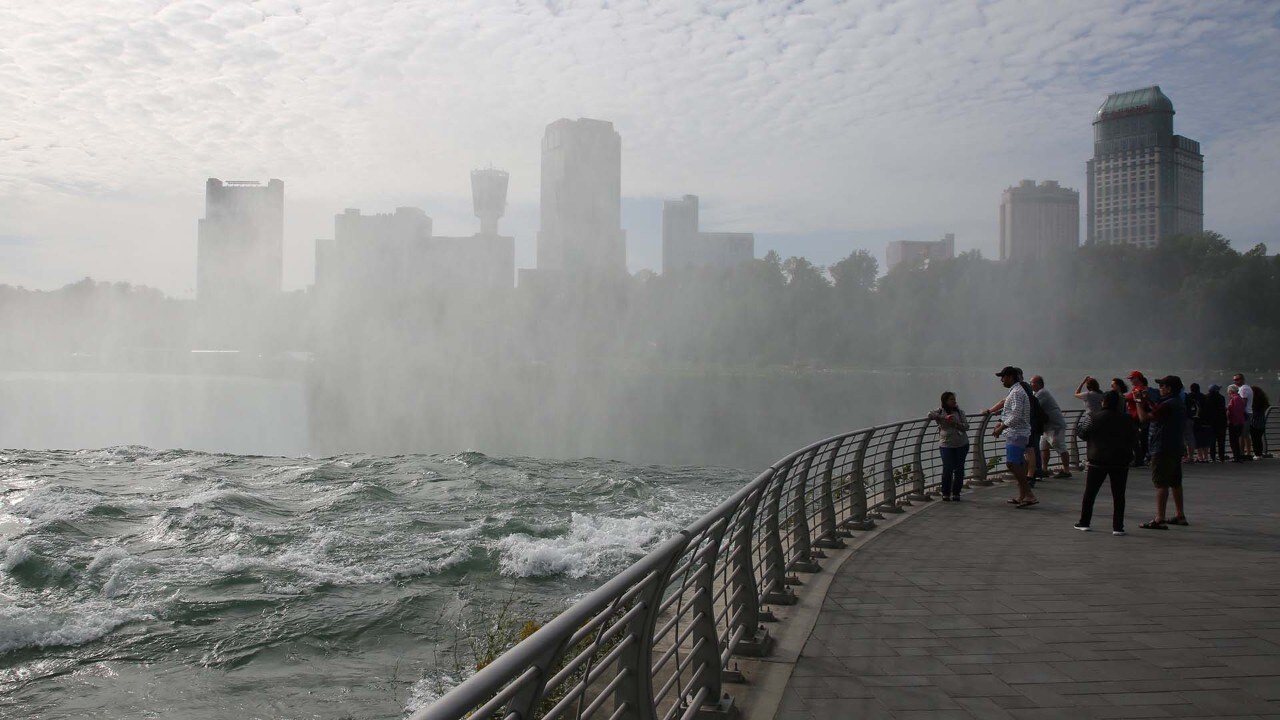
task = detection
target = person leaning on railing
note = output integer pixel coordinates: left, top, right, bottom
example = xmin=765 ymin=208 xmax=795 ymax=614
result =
xmin=927 ymin=391 xmax=970 ymax=502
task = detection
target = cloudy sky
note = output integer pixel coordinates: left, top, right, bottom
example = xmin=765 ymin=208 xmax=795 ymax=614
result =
xmin=2 ymin=0 xmax=1278 ymax=295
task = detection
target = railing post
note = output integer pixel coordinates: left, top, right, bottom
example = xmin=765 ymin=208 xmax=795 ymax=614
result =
xmin=840 ymin=430 xmax=876 ymax=531
xmin=970 ymin=413 xmax=994 ymax=486
xmin=685 ymin=522 xmax=739 ymax=720
xmin=1069 ymin=409 xmax=1085 ymax=471
xmin=788 ymin=452 xmax=822 ymax=573
xmin=878 ymin=423 xmax=905 ymax=513
xmin=762 ymin=465 xmax=798 ymax=605
xmin=814 ymin=438 xmax=848 ymax=549
xmin=907 ymin=418 xmax=931 ymax=501
xmin=614 ymin=551 xmax=685 ymax=720
xmin=503 ymin=641 xmax=570 ymax=720
xmin=729 ymin=485 xmax=773 ymax=657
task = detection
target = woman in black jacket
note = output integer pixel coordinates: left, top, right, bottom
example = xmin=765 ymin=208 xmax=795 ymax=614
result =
xmin=1075 ymin=391 xmax=1137 ymax=535
xmin=1204 ymin=385 xmax=1228 ymax=462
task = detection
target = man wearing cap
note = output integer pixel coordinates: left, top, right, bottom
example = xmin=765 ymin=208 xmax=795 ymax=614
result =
xmin=1125 ymin=371 xmax=1159 ymax=467
xmin=1134 ymin=375 xmax=1189 ymax=529
xmin=985 ymin=366 xmax=1037 ymax=507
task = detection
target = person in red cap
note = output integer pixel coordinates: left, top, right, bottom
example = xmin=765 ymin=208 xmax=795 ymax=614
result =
xmin=1125 ymin=371 xmax=1158 ymax=467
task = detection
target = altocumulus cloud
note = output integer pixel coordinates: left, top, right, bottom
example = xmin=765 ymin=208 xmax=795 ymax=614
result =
xmin=1 ymin=0 xmax=1278 ymax=292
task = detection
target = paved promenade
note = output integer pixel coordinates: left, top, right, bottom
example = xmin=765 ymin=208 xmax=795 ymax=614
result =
xmin=773 ymin=460 xmax=1280 ymax=720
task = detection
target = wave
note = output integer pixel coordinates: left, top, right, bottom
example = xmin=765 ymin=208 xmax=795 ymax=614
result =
xmin=0 ymin=603 xmax=152 ymax=654
xmin=496 ymin=512 xmax=677 ymax=578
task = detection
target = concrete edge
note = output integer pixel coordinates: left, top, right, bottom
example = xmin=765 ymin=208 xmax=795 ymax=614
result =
xmin=730 ymin=486 xmax=1003 ymax=720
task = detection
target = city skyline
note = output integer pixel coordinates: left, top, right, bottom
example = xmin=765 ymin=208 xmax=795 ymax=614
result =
xmin=2 ymin=2 xmax=1278 ymax=295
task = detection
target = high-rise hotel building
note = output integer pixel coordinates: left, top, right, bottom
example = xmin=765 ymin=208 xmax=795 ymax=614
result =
xmin=1086 ymin=86 xmax=1203 ymax=247
xmin=536 ymin=118 xmax=627 ymax=278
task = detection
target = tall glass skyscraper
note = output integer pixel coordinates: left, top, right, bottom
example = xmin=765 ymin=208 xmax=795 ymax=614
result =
xmin=1086 ymin=86 xmax=1203 ymax=247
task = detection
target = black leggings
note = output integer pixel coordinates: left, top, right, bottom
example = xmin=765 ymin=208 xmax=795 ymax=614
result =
xmin=1250 ymin=423 xmax=1268 ymax=457
xmin=1080 ymin=464 xmax=1128 ymax=532
xmin=1213 ymin=425 xmax=1227 ymax=461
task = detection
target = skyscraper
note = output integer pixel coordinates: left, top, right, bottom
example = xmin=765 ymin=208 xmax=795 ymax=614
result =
xmin=1000 ymin=180 xmax=1080 ymax=260
xmin=536 ymin=118 xmax=626 ymax=277
xmin=661 ymin=195 xmax=754 ymax=274
xmin=197 ymin=178 xmax=284 ymax=302
xmin=1086 ymin=86 xmax=1203 ymax=247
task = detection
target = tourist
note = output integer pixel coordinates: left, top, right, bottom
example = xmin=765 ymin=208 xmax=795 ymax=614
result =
xmin=1075 ymin=390 xmax=1135 ymax=535
xmin=1227 ymin=384 xmax=1247 ymax=462
xmin=1249 ymin=385 xmax=1270 ymax=459
xmin=1031 ymin=375 xmax=1072 ymax=478
xmin=1134 ymin=375 xmax=1188 ymax=529
xmin=1125 ymin=371 xmax=1158 ymax=467
xmin=1205 ymin=384 xmax=1228 ymax=462
xmin=984 ymin=366 xmax=1037 ymax=507
xmin=1188 ymin=383 xmax=1212 ymax=463
xmin=927 ymin=392 xmax=969 ymax=501
xmin=1182 ymin=382 xmax=1199 ymax=464
xmin=1234 ymin=373 xmax=1254 ymax=458
xmin=1075 ymin=376 xmax=1104 ymax=413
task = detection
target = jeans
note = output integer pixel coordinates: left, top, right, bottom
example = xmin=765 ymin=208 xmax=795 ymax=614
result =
xmin=939 ymin=444 xmax=969 ymax=497
xmin=1080 ymin=464 xmax=1128 ymax=532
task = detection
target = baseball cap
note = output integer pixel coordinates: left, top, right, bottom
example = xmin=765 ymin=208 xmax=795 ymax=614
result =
xmin=995 ymin=365 xmax=1018 ymax=377
xmin=1155 ymin=375 xmax=1183 ymax=391
xmin=1127 ymin=370 xmax=1144 ymax=379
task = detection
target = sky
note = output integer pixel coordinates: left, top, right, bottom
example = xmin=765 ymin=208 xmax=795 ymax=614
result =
xmin=2 ymin=0 xmax=1279 ymax=296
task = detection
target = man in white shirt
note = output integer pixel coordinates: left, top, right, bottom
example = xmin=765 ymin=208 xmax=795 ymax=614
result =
xmin=1031 ymin=375 xmax=1073 ymax=479
xmin=985 ymin=366 xmax=1038 ymax=507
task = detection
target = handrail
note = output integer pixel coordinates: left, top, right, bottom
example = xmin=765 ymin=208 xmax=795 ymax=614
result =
xmin=414 ymin=406 xmax=1088 ymax=720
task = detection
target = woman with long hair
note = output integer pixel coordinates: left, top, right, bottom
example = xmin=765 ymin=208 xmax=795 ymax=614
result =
xmin=928 ymin=391 xmax=970 ymax=502
xmin=1076 ymin=390 xmax=1136 ymax=535
xmin=1249 ymin=385 xmax=1271 ymax=459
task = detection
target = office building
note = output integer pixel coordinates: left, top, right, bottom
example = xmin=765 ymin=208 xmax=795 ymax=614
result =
xmin=536 ymin=118 xmax=627 ymax=277
xmin=315 ymin=171 xmax=515 ymax=295
xmin=1086 ymin=86 xmax=1203 ymax=247
xmin=999 ymin=180 xmax=1080 ymax=260
xmin=197 ymin=178 xmax=284 ymax=302
xmin=886 ymin=234 xmax=955 ymax=272
xmin=661 ymin=195 xmax=754 ymax=274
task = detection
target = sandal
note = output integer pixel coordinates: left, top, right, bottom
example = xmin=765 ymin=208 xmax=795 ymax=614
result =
xmin=1167 ymin=517 xmax=1190 ymax=526
xmin=1016 ymin=499 xmax=1039 ymax=508
xmin=1007 ymin=498 xmax=1023 ymax=504
xmin=1139 ymin=520 xmax=1168 ymax=530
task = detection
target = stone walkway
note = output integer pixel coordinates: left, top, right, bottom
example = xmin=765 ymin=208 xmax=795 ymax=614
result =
xmin=774 ymin=460 xmax=1280 ymax=720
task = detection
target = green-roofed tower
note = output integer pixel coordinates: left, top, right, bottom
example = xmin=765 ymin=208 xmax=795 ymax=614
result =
xmin=1086 ymin=85 xmax=1203 ymax=246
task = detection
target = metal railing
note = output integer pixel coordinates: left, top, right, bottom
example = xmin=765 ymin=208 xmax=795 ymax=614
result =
xmin=412 ymin=406 xmax=1088 ymax=720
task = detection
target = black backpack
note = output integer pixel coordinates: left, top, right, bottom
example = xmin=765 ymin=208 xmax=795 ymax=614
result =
xmin=1019 ymin=382 xmax=1048 ymax=436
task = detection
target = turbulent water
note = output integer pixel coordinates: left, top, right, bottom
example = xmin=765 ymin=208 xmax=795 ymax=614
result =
xmin=0 ymin=448 xmax=749 ymax=720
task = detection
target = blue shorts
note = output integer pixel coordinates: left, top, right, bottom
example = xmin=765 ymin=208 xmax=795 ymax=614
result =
xmin=1005 ymin=441 xmax=1028 ymax=464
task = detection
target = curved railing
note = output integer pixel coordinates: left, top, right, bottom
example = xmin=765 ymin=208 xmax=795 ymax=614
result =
xmin=413 ymin=406 xmax=1089 ymax=720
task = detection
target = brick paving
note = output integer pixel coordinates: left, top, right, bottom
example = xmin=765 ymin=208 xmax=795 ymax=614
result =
xmin=774 ymin=460 xmax=1280 ymax=720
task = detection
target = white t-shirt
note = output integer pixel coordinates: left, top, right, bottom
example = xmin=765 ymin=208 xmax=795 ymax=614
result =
xmin=1240 ymin=384 xmax=1253 ymax=414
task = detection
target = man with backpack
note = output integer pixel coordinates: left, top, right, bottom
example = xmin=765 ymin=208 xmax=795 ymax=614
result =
xmin=984 ymin=365 xmax=1039 ymax=508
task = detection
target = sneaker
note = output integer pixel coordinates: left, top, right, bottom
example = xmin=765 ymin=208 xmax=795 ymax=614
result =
xmin=942 ymin=495 xmax=951 ymax=501
xmin=1052 ymin=470 xmax=1072 ymax=479
xmin=1074 ymin=523 xmax=1090 ymax=531
xmin=1113 ymin=530 xmax=1126 ymax=536
xmin=950 ymin=495 xmax=961 ymax=502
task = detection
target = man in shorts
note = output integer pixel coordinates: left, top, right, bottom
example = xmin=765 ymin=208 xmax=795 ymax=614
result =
xmin=1031 ymin=375 xmax=1072 ymax=479
xmin=986 ymin=366 xmax=1037 ymax=507
xmin=1134 ymin=375 xmax=1189 ymax=529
